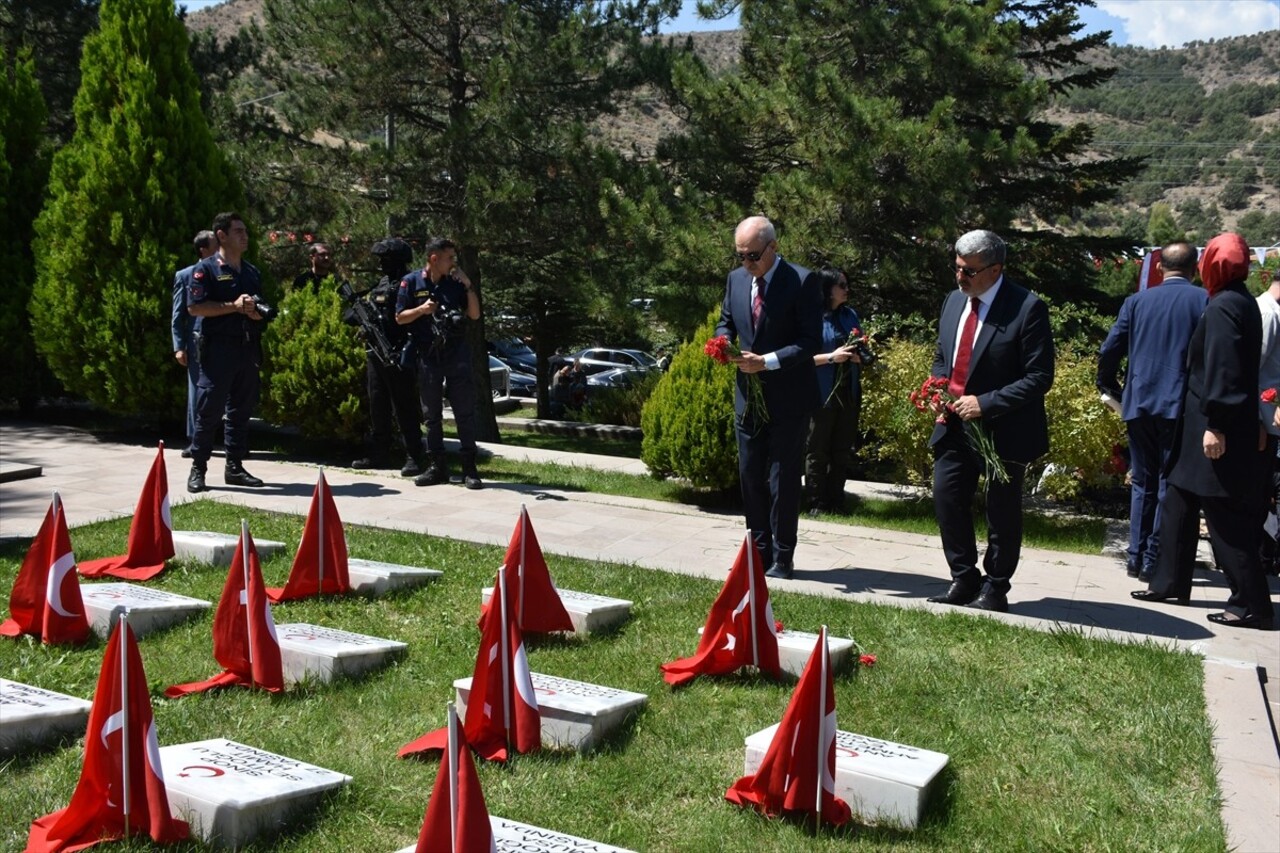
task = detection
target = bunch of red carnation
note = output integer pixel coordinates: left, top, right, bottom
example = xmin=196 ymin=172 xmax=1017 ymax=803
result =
xmin=705 ymin=334 xmax=768 ymax=427
xmin=908 ymin=375 xmax=1008 ymax=483
xmin=909 ymin=376 xmax=951 ymax=424
xmin=1261 ymin=388 xmax=1278 ymax=404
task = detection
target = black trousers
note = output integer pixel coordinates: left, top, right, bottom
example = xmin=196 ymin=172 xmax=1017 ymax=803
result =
xmin=805 ymin=398 xmax=860 ymax=507
xmin=366 ymin=353 xmax=422 ymax=458
xmin=739 ymin=412 xmax=809 ymax=567
xmin=419 ymin=345 xmax=478 ymax=455
xmin=191 ymin=335 xmax=259 ymax=464
xmin=932 ymin=428 xmax=1028 ymax=595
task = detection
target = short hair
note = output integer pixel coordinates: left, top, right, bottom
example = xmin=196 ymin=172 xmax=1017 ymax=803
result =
xmin=1160 ymin=241 xmax=1197 ymax=274
xmin=816 ymin=268 xmax=847 ymax=304
xmin=423 ymin=237 xmax=457 ymax=258
xmin=955 ymin=230 xmax=1006 ymax=266
xmin=193 ymin=230 xmax=216 ymax=254
xmin=736 ymin=216 xmax=776 ymax=246
xmin=309 ymin=243 xmax=330 ymax=256
xmin=211 ymin=211 xmax=242 ymax=237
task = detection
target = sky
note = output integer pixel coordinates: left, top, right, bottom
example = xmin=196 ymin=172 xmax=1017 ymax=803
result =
xmin=178 ymin=0 xmax=1279 ymax=48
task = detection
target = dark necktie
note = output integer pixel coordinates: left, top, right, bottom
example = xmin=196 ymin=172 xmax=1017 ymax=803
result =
xmin=752 ymin=277 xmax=766 ymax=327
xmin=948 ymin=297 xmax=981 ymax=398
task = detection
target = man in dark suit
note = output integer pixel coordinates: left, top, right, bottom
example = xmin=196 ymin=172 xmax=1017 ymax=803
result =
xmin=927 ymin=230 xmax=1055 ymax=612
xmin=715 ymin=216 xmax=823 ymax=580
xmin=1097 ymin=242 xmax=1207 ymax=580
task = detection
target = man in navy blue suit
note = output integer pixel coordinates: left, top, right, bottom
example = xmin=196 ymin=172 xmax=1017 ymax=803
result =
xmin=1097 ymin=242 xmax=1207 ymax=581
xmin=927 ymin=230 xmax=1055 ymax=613
xmin=715 ymin=216 xmax=823 ymax=580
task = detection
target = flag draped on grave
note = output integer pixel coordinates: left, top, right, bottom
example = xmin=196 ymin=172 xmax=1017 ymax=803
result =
xmin=725 ymin=626 xmax=851 ymax=827
xmin=78 ymin=443 xmax=174 ymax=581
xmin=25 ymin=618 xmax=189 ymax=852
xmin=479 ymin=505 xmax=572 ymax=634
xmin=266 ymin=469 xmax=350 ymax=602
xmin=401 ymin=567 xmax=540 ymax=763
xmin=660 ymin=535 xmax=780 ymax=686
xmin=1 ymin=492 xmax=90 ymax=645
xmin=165 ymin=522 xmax=284 ymax=697
xmin=414 ymin=704 xmax=497 ymax=853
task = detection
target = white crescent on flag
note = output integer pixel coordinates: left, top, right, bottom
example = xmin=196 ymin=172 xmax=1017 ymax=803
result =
xmin=161 ymin=493 xmax=172 ymax=531
xmin=101 ymin=709 xmax=124 ymax=748
xmin=722 ymin=632 xmax=737 ymax=652
xmin=261 ymin=600 xmax=278 ymax=642
xmin=731 ymin=591 xmax=750 ymax=620
xmin=513 ymin=641 xmax=538 ymax=710
xmin=146 ymin=720 xmax=164 ymax=779
xmin=45 ymin=551 xmax=78 ymax=617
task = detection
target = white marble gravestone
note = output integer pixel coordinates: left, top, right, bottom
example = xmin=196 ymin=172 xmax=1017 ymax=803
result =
xmin=347 ymin=558 xmax=441 ymax=596
xmin=743 ymin=724 xmax=949 ymax=828
xmin=171 ymin=531 xmax=286 ymax=567
xmin=159 ymin=738 xmax=351 ymax=848
xmin=80 ymin=582 xmax=211 ymax=639
xmin=695 ymin=626 xmax=855 ymax=679
xmin=454 ymin=672 xmax=646 ymax=753
xmin=0 ymin=678 xmax=92 ymax=757
xmin=480 ymin=585 xmax=633 ymax=634
xmin=275 ymin=623 xmax=407 ymax=685
xmin=394 ymin=815 xmax=636 ymax=853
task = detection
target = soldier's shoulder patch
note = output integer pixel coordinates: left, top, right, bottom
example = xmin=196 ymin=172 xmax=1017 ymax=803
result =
xmin=193 ymin=269 xmax=206 ymax=280
xmin=189 ymin=284 xmax=205 ymax=300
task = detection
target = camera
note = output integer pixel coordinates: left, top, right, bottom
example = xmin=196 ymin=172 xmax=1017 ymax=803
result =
xmin=251 ymin=295 xmax=279 ymax=322
xmin=854 ymin=340 xmax=876 ymax=365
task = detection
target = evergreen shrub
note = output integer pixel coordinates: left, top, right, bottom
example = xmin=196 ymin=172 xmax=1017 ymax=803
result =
xmin=640 ymin=308 xmax=738 ymax=489
xmin=1038 ymin=337 xmax=1127 ymax=502
xmin=859 ymin=334 xmax=939 ymax=485
xmin=259 ymin=286 xmax=365 ymax=442
xmin=582 ymin=372 xmax=659 ymax=428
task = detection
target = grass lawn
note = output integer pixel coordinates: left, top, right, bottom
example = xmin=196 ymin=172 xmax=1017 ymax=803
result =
xmin=0 ymin=502 xmax=1221 ymax=852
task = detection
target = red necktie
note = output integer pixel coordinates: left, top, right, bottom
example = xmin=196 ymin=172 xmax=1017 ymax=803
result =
xmin=752 ymin=277 xmax=766 ymax=327
xmin=948 ymin=297 xmax=981 ymax=398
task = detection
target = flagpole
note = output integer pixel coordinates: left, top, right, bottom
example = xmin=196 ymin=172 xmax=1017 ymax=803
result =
xmin=52 ymin=490 xmax=62 ymax=525
xmin=316 ymin=469 xmax=325 ymax=592
xmin=815 ymin=624 xmax=827 ymax=824
xmin=242 ymin=520 xmax=254 ymax=687
xmin=498 ymin=566 xmax=512 ymax=753
xmin=518 ymin=505 xmax=527 ymax=629
xmin=747 ymin=535 xmax=760 ymax=670
xmin=447 ymin=702 xmax=460 ymax=853
xmin=120 ymin=610 xmax=131 ymax=839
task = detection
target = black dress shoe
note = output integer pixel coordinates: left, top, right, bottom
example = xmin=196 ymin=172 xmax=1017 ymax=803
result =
xmin=927 ymin=581 xmax=980 ymax=606
xmin=224 ymin=461 xmax=264 ymax=488
xmin=351 ymin=456 xmax=388 ymax=470
xmin=764 ymin=562 xmax=794 ymax=580
xmin=1125 ymin=565 xmax=1140 ymax=578
xmin=187 ymin=464 xmax=207 ymax=493
xmin=1130 ymin=589 xmax=1190 ymax=606
xmin=180 ymin=448 xmax=193 ymax=459
xmin=401 ymin=456 xmax=425 ymax=477
xmin=1207 ymin=611 xmax=1275 ymax=630
xmin=969 ymin=589 xmax=1009 ymax=613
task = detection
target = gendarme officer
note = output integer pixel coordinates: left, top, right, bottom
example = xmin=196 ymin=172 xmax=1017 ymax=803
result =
xmin=186 ymin=211 xmax=268 ymax=492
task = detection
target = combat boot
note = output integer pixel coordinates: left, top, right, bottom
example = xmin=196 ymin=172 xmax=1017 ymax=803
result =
xmin=461 ymin=452 xmax=483 ymax=490
xmin=351 ymin=454 xmax=390 ymax=470
xmin=187 ymin=463 xmax=207 ymax=493
xmin=401 ymin=453 xmax=427 ymax=477
xmin=414 ymin=453 xmax=449 ymax=486
xmin=224 ymin=459 xmax=265 ymax=488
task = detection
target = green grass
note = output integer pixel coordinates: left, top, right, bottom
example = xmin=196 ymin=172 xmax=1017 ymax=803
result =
xmin=1 ymin=502 xmax=1221 ymax=852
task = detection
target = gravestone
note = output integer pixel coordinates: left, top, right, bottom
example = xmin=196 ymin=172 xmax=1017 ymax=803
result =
xmin=159 ymin=738 xmax=351 ymax=848
xmin=394 ymin=815 xmax=636 ymax=853
xmin=454 ymin=672 xmax=646 ymax=753
xmin=171 ymin=531 xmax=286 ymax=567
xmin=696 ymin=626 xmax=855 ymax=679
xmin=275 ymin=623 xmax=407 ymax=686
xmin=347 ymin=558 xmax=441 ymax=596
xmin=480 ymin=586 xmax=633 ymax=634
xmin=80 ymin=582 xmax=211 ymax=639
xmin=0 ymin=678 xmax=92 ymax=757
xmin=743 ymin=724 xmax=949 ymax=828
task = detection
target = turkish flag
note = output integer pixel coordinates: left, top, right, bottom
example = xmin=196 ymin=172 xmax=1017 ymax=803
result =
xmin=725 ymin=626 xmax=851 ymax=827
xmin=414 ymin=705 xmax=497 ymax=853
xmin=165 ymin=523 xmax=284 ymax=697
xmin=1 ymin=492 xmax=90 ymax=645
xmin=401 ymin=567 xmax=540 ymax=763
xmin=660 ymin=534 xmax=781 ymax=686
xmin=267 ymin=469 xmax=350 ymax=602
xmin=78 ymin=442 xmax=174 ymax=581
xmin=1138 ymin=249 xmax=1165 ymax=292
xmin=479 ymin=505 xmax=572 ymax=633
xmin=25 ymin=619 xmax=189 ymax=852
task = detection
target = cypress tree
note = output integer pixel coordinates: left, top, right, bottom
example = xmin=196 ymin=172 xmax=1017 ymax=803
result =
xmin=30 ymin=0 xmax=241 ymax=417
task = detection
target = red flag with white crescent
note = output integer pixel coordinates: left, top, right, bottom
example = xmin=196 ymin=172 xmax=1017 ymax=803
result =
xmin=479 ymin=506 xmax=572 ymax=633
xmin=25 ymin=619 xmax=189 ymax=852
xmin=1 ymin=493 xmax=90 ymax=645
xmin=414 ymin=706 xmax=496 ymax=853
xmin=78 ymin=443 xmax=174 ymax=581
xmin=267 ymin=469 xmax=350 ymax=602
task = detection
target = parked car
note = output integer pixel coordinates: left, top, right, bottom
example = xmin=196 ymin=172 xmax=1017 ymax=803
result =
xmin=488 ymin=337 xmax=537 ymax=374
xmin=568 ymin=348 xmax=659 ymax=375
xmin=507 ymin=369 xmax=537 ymax=398
xmin=586 ymin=366 xmax=647 ymax=392
xmin=488 ymin=355 xmax=511 ymax=398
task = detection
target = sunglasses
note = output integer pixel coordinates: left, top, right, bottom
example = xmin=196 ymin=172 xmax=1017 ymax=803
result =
xmin=735 ymin=246 xmax=771 ymax=263
xmin=954 ymin=263 xmax=996 ymax=279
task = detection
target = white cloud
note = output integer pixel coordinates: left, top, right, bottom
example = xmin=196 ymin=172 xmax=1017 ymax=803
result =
xmin=1097 ymin=0 xmax=1279 ymax=48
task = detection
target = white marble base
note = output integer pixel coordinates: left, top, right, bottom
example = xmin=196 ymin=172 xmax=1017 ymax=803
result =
xmin=744 ymin=724 xmax=949 ymax=829
xmin=80 ymin=582 xmax=211 ymax=639
xmin=172 ymin=531 xmax=286 ymax=567
xmin=160 ymin=738 xmax=351 ymax=848
xmin=480 ymin=586 xmax=633 ymax=634
xmin=275 ymin=623 xmax=407 ymax=686
xmin=347 ymin=558 xmax=441 ymax=596
xmin=394 ymin=815 xmax=636 ymax=853
xmin=455 ymin=672 xmax=647 ymax=753
xmin=0 ymin=678 xmax=92 ymax=757
xmin=695 ymin=627 xmax=855 ymax=679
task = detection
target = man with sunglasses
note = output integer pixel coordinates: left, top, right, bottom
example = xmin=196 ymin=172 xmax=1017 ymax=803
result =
xmin=927 ymin=230 xmax=1055 ymax=612
xmin=715 ymin=215 xmax=823 ymax=581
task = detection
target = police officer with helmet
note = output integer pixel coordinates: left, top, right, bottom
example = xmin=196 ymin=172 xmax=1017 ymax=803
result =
xmin=350 ymin=238 xmax=427 ymax=475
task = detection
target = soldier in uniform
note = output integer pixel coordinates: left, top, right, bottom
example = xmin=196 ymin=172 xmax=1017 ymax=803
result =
xmin=395 ymin=236 xmax=483 ymax=489
xmin=351 ymin=238 xmax=426 ymax=475
xmin=172 ymin=229 xmax=218 ymax=456
xmin=186 ymin=211 xmax=268 ymax=492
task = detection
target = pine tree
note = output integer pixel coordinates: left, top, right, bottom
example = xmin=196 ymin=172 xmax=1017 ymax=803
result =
xmin=29 ymin=0 xmax=242 ymax=417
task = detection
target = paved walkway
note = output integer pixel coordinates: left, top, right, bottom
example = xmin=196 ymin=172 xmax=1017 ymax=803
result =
xmin=1 ymin=421 xmax=1277 ymax=851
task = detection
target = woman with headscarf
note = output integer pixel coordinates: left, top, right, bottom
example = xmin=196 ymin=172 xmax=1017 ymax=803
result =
xmin=804 ymin=268 xmax=865 ymax=514
xmin=1133 ymin=232 xmax=1275 ymax=629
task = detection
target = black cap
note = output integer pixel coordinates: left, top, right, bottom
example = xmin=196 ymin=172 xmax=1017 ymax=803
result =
xmin=372 ymin=238 xmax=413 ymax=259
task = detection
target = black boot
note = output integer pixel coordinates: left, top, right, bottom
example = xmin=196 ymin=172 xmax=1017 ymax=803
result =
xmin=187 ymin=463 xmax=207 ymax=493
xmin=351 ymin=454 xmax=389 ymax=470
xmin=414 ymin=453 xmax=449 ymax=486
xmin=461 ymin=452 xmax=483 ymax=490
xmin=224 ymin=459 xmax=264 ymax=488
xmin=401 ymin=453 xmax=426 ymax=477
